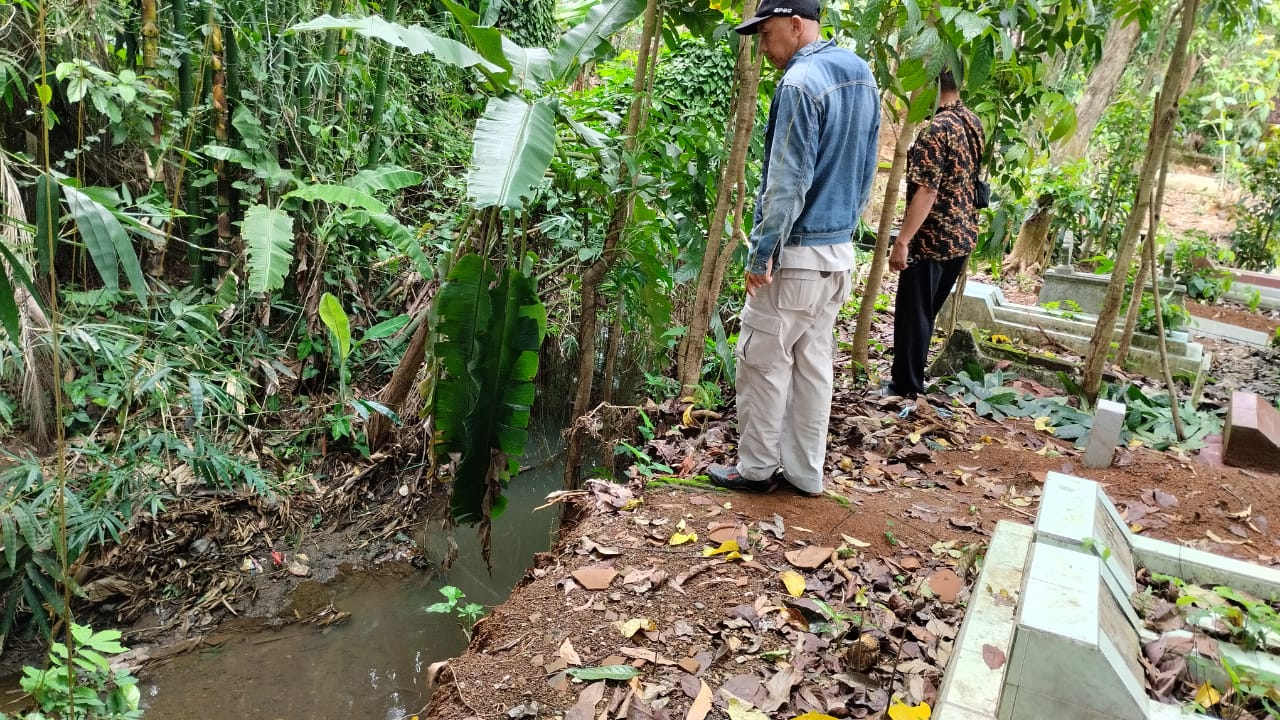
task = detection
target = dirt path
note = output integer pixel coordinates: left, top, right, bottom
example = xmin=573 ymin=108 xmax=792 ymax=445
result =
xmin=425 ymin=383 xmax=1280 ymax=719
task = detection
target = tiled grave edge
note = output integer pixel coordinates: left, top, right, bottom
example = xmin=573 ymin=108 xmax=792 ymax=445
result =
xmin=936 ymin=473 xmax=1280 ymax=719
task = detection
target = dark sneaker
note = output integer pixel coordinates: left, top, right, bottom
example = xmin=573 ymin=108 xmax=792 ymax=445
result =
xmin=707 ymin=464 xmax=779 ymax=493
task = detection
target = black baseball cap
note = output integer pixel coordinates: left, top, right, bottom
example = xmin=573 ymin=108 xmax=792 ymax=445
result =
xmin=734 ymin=0 xmax=820 ymax=34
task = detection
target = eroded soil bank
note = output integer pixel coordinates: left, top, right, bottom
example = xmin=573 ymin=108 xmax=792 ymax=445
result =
xmin=425 ymin=383 xmax=1280 ymax=720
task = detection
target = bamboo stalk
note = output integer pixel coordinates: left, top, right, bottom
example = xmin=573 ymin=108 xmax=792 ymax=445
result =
xmin=366 ymin=0 xmax=400 ymax=167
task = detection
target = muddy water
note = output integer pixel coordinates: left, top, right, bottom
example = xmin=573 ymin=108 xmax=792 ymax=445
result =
xmin=139 ymin=442 xmax=565 ymax=720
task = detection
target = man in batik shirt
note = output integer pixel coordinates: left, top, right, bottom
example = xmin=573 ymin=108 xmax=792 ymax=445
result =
xmin=887 ymin=69 xmax=985 ymax=398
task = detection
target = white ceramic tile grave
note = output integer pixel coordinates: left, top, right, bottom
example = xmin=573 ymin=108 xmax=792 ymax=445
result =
xmin=933 ymin=472 xmax=1280 ymax=720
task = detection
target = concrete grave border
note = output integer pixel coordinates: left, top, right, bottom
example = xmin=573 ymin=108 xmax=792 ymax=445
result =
xmin=935 ymin=473 xmax=1280 ymax=720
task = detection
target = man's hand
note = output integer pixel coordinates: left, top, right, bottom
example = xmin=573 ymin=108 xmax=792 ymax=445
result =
xmin=889 ymin=241 xmax=910 ymax=273
xmin=746 ymin=260 xmax=773 ymax=297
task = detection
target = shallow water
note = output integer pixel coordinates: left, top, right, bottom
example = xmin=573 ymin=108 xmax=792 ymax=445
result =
xmin=138 ymin=443 xmax=565 ymax=720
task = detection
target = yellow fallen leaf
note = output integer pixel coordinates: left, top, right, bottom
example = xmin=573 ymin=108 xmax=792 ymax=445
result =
xmin=702 ymin=539 xmax=753 ymax=561
xmin=1034 ymin=416 xmax=1056 ymax=434
xmin=682 ymin=404 xmax=697 ymax=427
xmin=703 ymin=539 xmax=740 ymax=556
xmin=990 ymin=334 xmax=1012 ymax=344
xmin=779 ymin=570 xmax=806 ymax=597
xmin=725 ymin=696 xmax=769 ymax=720
xmin=669 ymin=531 xmax=698 ymax=546
xmin=907 ymin=430 xmax=923 ymax=444
xmin=789 ymin=713 xmax=839 ymax=720
xmin=621 ymin=498 xmax=642 ymax=511
xmin=1195 ymin=681 xmax=1221 ymax=708
xmin=615 ymin=617 xmax=657 ymax=638
xmin=840 ymin=534 xmax=871 ymax=548
xmin=934 ymin=437 xmax=951 ymax=447
xmin=887 ymin=698 xmax=931 ymax=720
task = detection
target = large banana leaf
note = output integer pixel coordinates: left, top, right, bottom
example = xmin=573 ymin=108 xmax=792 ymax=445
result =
xmin=468 ymin=95 xmax=557 ymax=210
xmin=346 ymin=165 xmax=424 ymax=195
xmin=284 ymin=184 xmax=386 ymax=213
xmin=433 ymin=254 xmax=546 ymax=549
xmin=291 ymin=15 xmax=501 ymax=74
xmin=241 ymin=204 xmax=294 ymax=293
xmin=62 ymin=185 xmax=148 ymax=307
xmin=549 ymin=0 xmax=646 ymax=82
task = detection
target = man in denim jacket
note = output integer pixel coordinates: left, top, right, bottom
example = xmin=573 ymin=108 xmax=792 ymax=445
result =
xmin=709 ymin=0 xmax=880 ymax=496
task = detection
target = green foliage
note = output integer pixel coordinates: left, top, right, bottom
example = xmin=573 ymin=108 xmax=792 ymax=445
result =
xmin=1175 ymin=231 xmax=1236 ymax=301
xmin=1 ymin=624 xmax=142 ymax=720
xmin=945 ymin=367 xmax=1221 ymax=450
xmin=1136 ymin=293 xmax=1191 ymax=335
xmin=242 ymin=205 xmax=295 ymax=294
xmin=424 ymin=585 xmax=486 ymax=640
xmin=1230 ymin=126 xmax=1280 ymax=271
xmin=434 ymin=254 xmax=546 ymax=527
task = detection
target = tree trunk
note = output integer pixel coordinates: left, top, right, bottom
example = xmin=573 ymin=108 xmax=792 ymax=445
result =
xmin=1057 ymin=14 xmax=1142 ymax=159
xmin=601 ymin=292 xmax=623 ymax=403
xmin=674 ymin=0 xmax=762 ymax=393
xmin=1002 ymin=194 xmax=1055 ymax=276
xmin=367 ymin=305 xmax=432 ymax=453
xmin=1116 ymin=141 xmax=1174 ymax=366
xmin=1006 ymin=12 xmax=1141 ymax=275
xmin=1081 ymin=0 xmax=1200 ymax=403
xmin=564 ymin=0 xmax=661 ymax=489
xmin=851 ymin=109 xmax=915 ymax=368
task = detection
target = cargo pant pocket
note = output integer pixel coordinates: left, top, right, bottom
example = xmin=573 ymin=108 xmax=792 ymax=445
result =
xmin=777 ymin=268 xmax=829 ymax=311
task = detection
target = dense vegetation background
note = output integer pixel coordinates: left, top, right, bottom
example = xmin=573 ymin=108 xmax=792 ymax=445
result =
xmin=0 ymin=0 xmax=1277 ymax=699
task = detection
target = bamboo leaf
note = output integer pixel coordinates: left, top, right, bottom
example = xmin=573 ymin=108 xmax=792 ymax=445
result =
xmin=63 ymin=185 xmax=153 ymax=305
xmin=0 ymin=261 xmax=19 ymax=343
xmin=241 ymin=204 xmax=294 ymax=293
xmin=285 ymin=183 xmax=387 ymax=213
xmin=318 ymin=292 xmax=352 ymax=362
xmin=362 ymin=314 xmax=409 ymax=342
xmin=549 ymin=0 xmax=646 ymax=81
xmin=468 ymin=95 xmax=557 ymax=210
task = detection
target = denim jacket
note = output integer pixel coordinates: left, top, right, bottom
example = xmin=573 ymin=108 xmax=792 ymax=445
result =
xmin=747 ymin=40 xmax=881 ymax=275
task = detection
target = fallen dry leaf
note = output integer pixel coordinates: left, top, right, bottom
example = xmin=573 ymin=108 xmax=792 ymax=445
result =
xmin=981 ymin=643 xmax=1006 ymax=669
xmin=686 ymin=680 xmax=713 ymax=720
xmin=788 ymin=713 xmax=839 ymax=720
xmin=925 ymin=569 xmax=963 ymax=603
xmin=725 ymin=696 xmax=770 ymax=720
xmin=840 ymin=534 xmax=872 ymax=548
xmin=615 ymin=617 xmax=656 ymax=638
xmin=572 ymin=565 xmax=618 ymax=591
xmin=785 ymin=546 xmax=834 ymax=569
xmin=1194 ymin=680 xmax=1221 ymax=708
xmin=779 ymin=570 xmax=806 ymax=597
xmin=670 ymin=530 xmax=698 ymax=546
xmin=558 ymin=638 xmax=582 ymax=666
xmin=565 ymin=681 xmax=607 ymax=720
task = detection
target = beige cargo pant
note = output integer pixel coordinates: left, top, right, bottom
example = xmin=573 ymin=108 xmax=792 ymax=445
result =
xmin=734 ymin=267 xmax=851 ymax=494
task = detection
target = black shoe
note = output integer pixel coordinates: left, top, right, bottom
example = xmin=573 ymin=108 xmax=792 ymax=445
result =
xmin=708 ymin=464 xmax=780 ymax=493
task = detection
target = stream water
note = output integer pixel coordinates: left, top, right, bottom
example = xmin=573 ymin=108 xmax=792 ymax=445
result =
xmin=138 ymin=437 xmax=566 ymax=720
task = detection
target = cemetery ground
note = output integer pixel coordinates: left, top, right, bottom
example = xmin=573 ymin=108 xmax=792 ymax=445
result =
xmin=422 ymin=273 xmax=1280 ymax=719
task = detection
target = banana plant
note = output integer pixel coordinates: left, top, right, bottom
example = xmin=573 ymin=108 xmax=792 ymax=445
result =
xmin=290 ymin=0 xmax=643 ymax=552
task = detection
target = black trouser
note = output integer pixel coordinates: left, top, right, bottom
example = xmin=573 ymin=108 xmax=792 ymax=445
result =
xmin=891 ymin=254 xmax=968 ymax=396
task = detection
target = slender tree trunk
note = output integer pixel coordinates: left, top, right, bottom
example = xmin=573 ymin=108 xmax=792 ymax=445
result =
xmin=674 ymin=0 xmax=762 ymax=393
xmin=211 ymin=14 xmax=232 ymax=267
xmin=1143 ymin=161 xmax=1184 ymax=441
xmin=601 ymin=295 xmax=623 ymax=403
xmin=851 ymin=110 xmax=916 ymax=368
xmin=1081 ymin=0 xmax=1200 ymax=403
xmin=564 ymin=0 xmax=661 ymax=489
xmin=1116 ymin=141 xmax=1175 ymax=365
xmin=1058 ymin=14 xmax=1142 ymax=159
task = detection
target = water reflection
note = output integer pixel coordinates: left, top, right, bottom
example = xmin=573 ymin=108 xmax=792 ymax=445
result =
xmin=140 ymin=439 xmax=565 ymax=720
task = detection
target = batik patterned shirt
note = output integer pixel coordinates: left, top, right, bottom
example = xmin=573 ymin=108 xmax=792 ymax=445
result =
xmin=904 ymin=100 xmax=985 ymax=261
